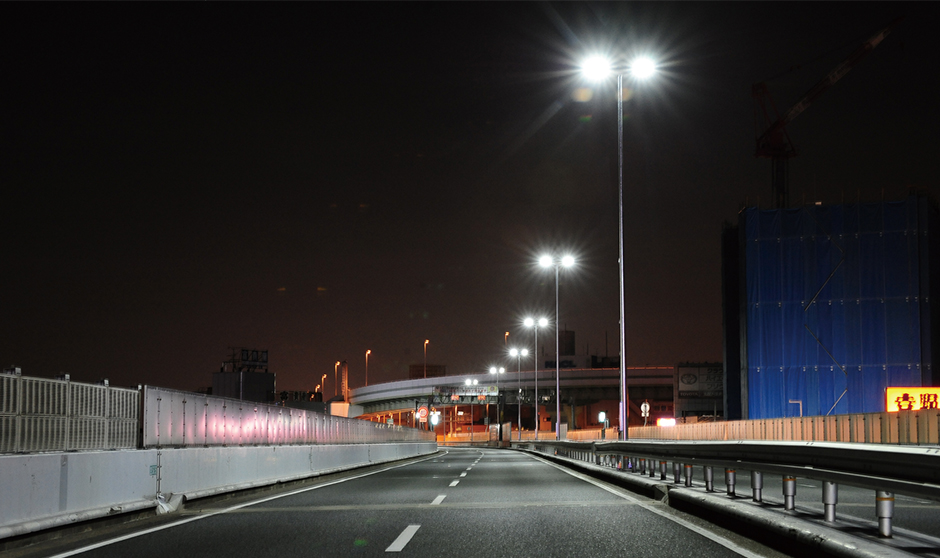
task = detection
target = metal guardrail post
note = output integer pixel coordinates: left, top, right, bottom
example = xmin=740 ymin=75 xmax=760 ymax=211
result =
xmin=704 ymin=466 xmax=714 ymax=492
xmin=15 ymin=375 xmax=23 ymax=453
xmin=876 ymin=490 xmax=894 ymax=537
xmin=659 ymin=460 xmax=667 ymax=481
xmin=751 ymin=471 xmax=763 ymax=502
xmin=648 ymin=460 xmax=656 ymax=478
xmin=783 ymin=476 xmax=796 ymax=510
xmin=823 ymin=481 xmax=838 ymax=522
xmin=64 ymin=378 xmax=72 ymax=451
xmin=673 ymin=462 xmax=681 ymax=484
xmin=684 ymin=464 xmax=693 ymax=487
xmin=725 ymin=468 xmax=736 ymax=496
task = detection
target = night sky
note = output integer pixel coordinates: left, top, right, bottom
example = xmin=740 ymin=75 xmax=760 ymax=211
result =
xmin=4 ymin=2 xmax=939 ymax=394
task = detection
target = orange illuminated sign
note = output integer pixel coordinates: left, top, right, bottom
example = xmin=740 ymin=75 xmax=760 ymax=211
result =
xmin=885 ymin=387 xmax=940 ymax=412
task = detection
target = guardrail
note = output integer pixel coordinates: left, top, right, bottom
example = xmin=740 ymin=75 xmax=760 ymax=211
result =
xmin=142 ymin=386 xmax=434 ymax=447
xmin=0 ymin=374 xmax=139 ymax=453
xmin=517 ymin=438 xmax=940 ymax=538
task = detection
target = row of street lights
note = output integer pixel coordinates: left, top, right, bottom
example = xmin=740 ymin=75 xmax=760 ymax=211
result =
xmin=486 ymin=54 xmax=657 ymax=441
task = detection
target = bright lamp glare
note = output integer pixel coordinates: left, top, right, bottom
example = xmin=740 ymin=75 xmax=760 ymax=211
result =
xmin=657 ymin=417 xmax=677 ymax=427
xmin=581 ymin=56 xmax=612 ymax=82
xmin=561 ymin=255 xmax=575 ymax=267
xmin=524 ymin=318 xmax=534 ymax=327
xmin=631 ymin=57 xmax=657 ymax=79
xmin=521 ymin=349 xmax=528 ymax=357
xmin=489 ymin=367 xmax=497 ymax=374
xmin=510 ymin=348 xmax=519 ymax=357
xmin=538 ymin=318 xmax=548 ymax=327
xmin=539 ymin=255 xmax=553 ymax=268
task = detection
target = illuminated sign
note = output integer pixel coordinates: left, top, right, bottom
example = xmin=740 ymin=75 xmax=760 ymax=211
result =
xmin=885 ymin=387 xmax=940 ymax=412
xmin=433 ymin=385 xmax=498 ymax=397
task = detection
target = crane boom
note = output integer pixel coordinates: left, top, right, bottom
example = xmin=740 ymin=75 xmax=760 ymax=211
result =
xmin=753 ymin=17 xmax=903 ymax=208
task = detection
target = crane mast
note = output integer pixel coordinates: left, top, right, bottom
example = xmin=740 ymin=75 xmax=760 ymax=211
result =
xmin=753 ymin=17 xmax=903 ymax=209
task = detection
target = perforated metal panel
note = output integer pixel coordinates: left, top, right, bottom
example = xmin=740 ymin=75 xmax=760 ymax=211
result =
xmin=140 ymin=386 xmax=434 ymax=448
xmin=0 ymin=375 xmax=140 ymax=453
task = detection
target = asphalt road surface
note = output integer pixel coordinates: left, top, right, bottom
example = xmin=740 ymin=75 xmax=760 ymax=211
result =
xmin=13 ymin=448 xmax=791 ymax=558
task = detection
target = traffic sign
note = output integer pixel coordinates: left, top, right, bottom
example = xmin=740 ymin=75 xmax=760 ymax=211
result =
xmin=417 ymin=406 xmax=428 ymax=420
xmin=640 ymin=401 xmax=650 ymax=417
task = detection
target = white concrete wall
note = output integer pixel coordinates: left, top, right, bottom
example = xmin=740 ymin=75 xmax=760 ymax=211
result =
xmin=0 ymin=442 xmax=435 ymax=539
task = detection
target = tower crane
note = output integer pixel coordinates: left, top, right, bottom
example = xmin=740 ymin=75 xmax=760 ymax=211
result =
xmin=753 ymin=17 xmax=903 ymax=209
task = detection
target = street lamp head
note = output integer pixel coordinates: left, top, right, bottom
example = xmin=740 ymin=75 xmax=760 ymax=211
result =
xmin=581 ymin=55 xmax=612 ymax=82
xmin=489 ymin=367 xmax=498 ymax=375
xmin=521 ymin=349 xmax=529 ymax=357
xmin=630 ymin=56 xmax=657 ymax=79
xmin=510 ymin=348 xmax=519 ymax=357
xmin=539 ymin=255 xmax=553 ymax=268
xmin=561 ymin=255 xmax=575 ymax=267
xmin=538 ymin=317 xmax=549 ymax=327
xmin=524 ymin=317 xmax=534 ymax=327
xmin=465 ymin=379 xmax=472 ymax=385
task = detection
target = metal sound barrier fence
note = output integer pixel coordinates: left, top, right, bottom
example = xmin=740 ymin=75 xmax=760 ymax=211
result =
xmin=1 ymin=376 xmax=434 ymax=454
xmin=0 ymin=374 xmax=139 ymax=453
xmin=626 ymin=409 xmax=940 ymax=444
xmin=141 ymin=386 xmax=434 ymax=447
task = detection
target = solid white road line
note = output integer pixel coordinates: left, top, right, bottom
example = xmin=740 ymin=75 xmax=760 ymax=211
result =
xmin=534 ymin=455 xmax=768 ymax=558
xmin=386 ymin=524 xmax=421 ymax=552
xmin=45 ymin=453 xmax=443 ymax=558
xmin=431 ymin=494 xmax=447 ymax=505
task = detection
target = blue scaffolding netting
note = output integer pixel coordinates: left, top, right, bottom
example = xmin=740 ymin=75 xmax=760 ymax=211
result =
xmin=740 ymin=194 xmax=937 ymax=418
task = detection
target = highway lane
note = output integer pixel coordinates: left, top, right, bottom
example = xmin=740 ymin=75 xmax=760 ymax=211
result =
xmin=15 ymin=448 xmax=789 ymax=558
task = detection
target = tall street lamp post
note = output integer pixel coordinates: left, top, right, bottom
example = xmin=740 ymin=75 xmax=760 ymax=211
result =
xmin=510 ymin=348 xmax=528 ymax=441
xmin=525 ymin=317 xmax=548 ymax=439
xmin=333 ymin=361 xmax=340 ymax=398
xmin=581 ymin=55 xmax=657 ymax=440
xmin=424 ymin=339 xmax=429 ymax=379
xmin=539 ymin=254 xmax=574 ymax=440
xmin=365 ymin=350 xmax=371 ymax=386
xmin=489 ymin=366 xmax=505 ymax=440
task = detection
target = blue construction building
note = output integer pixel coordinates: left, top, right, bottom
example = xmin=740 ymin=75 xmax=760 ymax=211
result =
xmin=722 ymin=191 xmax=940 ymax=419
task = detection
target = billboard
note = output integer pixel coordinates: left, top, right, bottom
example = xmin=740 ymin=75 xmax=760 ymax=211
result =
xmin=677 ymin=365 xmax=723 ymax=398
xmin=885 ymin=387 xmax=940 ymax=412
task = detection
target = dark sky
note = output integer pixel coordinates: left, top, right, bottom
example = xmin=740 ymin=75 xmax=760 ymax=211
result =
xmin=3 ymin=2 xmax=938 ymax=394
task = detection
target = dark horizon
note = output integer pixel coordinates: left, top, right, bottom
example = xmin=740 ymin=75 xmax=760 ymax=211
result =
xmin=3 ymin=2 xmax=938 ymax=394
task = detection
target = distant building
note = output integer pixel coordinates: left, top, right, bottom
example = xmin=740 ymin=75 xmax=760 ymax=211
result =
xmin=722 ymin=192 xmax=940 ymax=419
xmin=212 ymin=348 xmax=275 ymax=402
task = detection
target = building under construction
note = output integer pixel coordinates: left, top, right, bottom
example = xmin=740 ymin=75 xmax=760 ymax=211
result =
xmin=722 ymin=191 xmax=940 ymax=419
